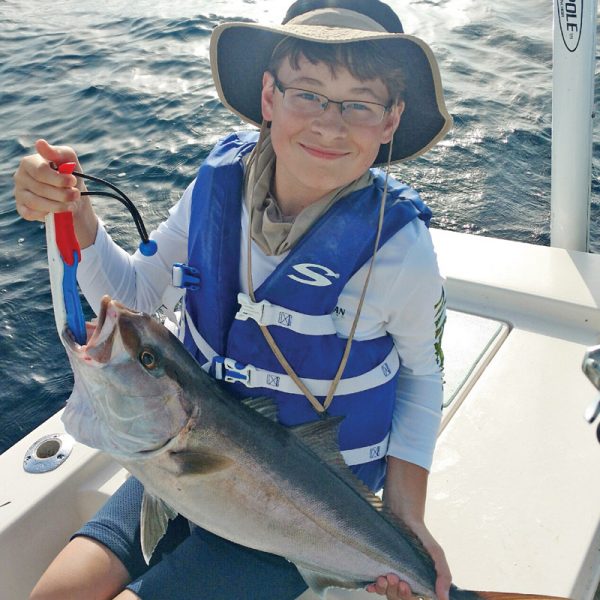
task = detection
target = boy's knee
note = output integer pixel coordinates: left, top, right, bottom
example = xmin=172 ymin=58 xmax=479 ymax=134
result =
xmin=29 ymin=585 xmax=57 ymax=600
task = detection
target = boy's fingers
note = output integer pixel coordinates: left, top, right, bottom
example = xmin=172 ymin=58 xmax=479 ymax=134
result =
xmin=24 ymin=174 xmax=80 ymax=203
xmin=365 ymin=574 xmax=413 ymax=600
xmin=18 ymin=155 xmax=77 ymax=189
xmin=436 ymin=574 xmax=452 ymax=600
xmin=16 ymin=190 xmax=76 ymax=222
xmin=16 ymin=202 xmax=50 ymax=223
xmin=34 ymin=138 xmax=77 ymax=166
xmin=366 ymin=576 xmax=388 ymax=595
xmin=33 ymin=140 xmax=82 ymax=186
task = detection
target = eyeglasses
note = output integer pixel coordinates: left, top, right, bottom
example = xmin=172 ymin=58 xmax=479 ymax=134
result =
xmin=273 ymin=76 xmax=392 ymax=127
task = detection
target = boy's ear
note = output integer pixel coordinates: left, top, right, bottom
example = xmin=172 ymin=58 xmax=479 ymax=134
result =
xmin=261 ymin=71 xmax=276 ymax=122
xmin=381 ymin=101 xmax=405 ymax=144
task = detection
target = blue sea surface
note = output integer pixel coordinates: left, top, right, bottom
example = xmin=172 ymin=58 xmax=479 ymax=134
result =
xmin=0 ymin=0 xmax=598 ymax=453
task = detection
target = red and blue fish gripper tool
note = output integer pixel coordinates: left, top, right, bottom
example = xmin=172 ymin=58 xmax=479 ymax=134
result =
xmin=53 ymin=162 xmax=86 ymax=345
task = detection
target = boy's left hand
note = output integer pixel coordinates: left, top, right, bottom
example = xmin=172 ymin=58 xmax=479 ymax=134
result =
xmin=365 ymin=573 xmax=413 ymax=599
xmin=365 ymin=520 xmax=452 ymax=600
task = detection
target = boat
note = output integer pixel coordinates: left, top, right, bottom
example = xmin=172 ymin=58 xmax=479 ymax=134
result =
xmin=1 ymin=1 xmax=599 ymax=598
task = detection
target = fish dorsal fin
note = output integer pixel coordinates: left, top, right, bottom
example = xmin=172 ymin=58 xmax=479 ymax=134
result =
xmin=241 ymin=395 xmax=278 ymax=422
xmin=140 ymin=490 xmax=178 ymax=565
xmin=290 ymin=416 xmax=345 ymax=460
xmin=294 ymin=563 xmax=368 ymax=598
xmin=290 ymin=416 xmax=386 ymax=512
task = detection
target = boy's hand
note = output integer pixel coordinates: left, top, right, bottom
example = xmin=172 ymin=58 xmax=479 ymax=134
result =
xmin=14 ymin=139 xmax=98 ymax=247
xmin=366 ymin=573 xmax=413 ymax=599
xmin=365 ymin=520 xmax=451 ymax=600
xmin=14 ymin=139 xmax=84 ymax=222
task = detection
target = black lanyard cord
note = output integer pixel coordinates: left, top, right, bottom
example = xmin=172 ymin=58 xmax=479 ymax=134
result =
xmin=80 ymin=190 xmax=149 ymax=243
xmin=51 ymin=162 xmax=157 ymax=256
xmin=75 ymin=171 xmax=150 ymax=244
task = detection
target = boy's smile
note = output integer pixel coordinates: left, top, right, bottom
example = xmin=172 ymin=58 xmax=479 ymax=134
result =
xmin=261 ymin=56 xmax=403 ymax=217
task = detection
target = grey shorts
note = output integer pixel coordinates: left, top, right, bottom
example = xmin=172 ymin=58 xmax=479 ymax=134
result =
xmin=74 ymin=477 xmax=308 ymax=600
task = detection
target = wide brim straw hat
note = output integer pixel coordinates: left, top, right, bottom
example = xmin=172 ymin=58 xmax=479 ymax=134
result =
xmin=210 ymin=7 xmax=452 ymax=166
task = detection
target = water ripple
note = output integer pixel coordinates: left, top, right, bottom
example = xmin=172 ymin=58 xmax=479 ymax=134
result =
xmin=0 ymin=0 xmax=597 ymax=452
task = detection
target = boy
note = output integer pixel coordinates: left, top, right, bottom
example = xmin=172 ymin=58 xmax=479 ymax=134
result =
xmin=15 ymin=1 xmax=453 ymax=598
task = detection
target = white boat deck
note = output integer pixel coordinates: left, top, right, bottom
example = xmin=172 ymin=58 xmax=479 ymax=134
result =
xmin=427 ymin=230 xmax=600 ymax=600
xmin=1 ymin=229 xmax=599 ymax=599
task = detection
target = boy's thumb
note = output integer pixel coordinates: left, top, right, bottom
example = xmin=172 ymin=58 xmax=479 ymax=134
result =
xmin=35 ymin=139 xmax=77 ymax=167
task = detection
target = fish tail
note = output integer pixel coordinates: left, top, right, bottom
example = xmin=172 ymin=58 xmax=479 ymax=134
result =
xmin=451 ymin=587 xmax=572 ymax=600
xmin=472 ymin=592 xmax=572 ymax=600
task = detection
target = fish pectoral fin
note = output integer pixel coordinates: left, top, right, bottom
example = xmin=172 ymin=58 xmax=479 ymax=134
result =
xmin=470 ymin=593 xmax=572 ymax=600
xmin=140 ymin=491 xmax=178 ymax=565
xmin=168 ymin=448 xmax=233 ymax=475
xmin=295 ymin=564 xmax=366 ymax=599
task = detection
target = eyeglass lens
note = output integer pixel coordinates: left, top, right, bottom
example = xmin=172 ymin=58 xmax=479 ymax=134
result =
xmin=276 ymin=80 xmax=387 ymax=126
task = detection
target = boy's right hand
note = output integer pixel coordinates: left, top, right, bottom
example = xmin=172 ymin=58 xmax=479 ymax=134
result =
xmin=14 ymin=139 xmax=98 ymax=247
xmin=14 ymin=139 xmax=84 ymax=222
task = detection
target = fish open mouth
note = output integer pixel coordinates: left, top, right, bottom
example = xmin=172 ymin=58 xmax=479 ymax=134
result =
xmin=62 ymin=295 xmax=119 ymax=364
xmin=62 ymin=296 xmax=147 ymax=364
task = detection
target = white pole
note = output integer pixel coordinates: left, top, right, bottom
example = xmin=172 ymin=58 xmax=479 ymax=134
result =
xmin=551 ymin=0 xmax=597 ymax=251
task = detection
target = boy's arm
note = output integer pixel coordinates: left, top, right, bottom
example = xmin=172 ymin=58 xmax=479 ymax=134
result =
xmin=368 ymin=224 xmax=450 ymax=599
xmin=372 ymin=457 xmax=452 ymax=600
xmin=385 ymin=224 xmax=446 ymax=473
xmin=76 ymin=181 xmax=194 ymax=316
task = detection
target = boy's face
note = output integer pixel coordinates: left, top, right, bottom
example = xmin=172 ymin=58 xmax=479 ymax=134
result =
xmin=261 ymin=55 xmax=403 ymax=210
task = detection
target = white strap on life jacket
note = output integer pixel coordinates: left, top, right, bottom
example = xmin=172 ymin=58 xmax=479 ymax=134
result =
xmin=213 ymin=348 xmax=399 ymax=397
xmin=161 ymin=284 xmax=185 ymax=322
xmin=235 ymin=293 xmax=337 ymax=336
xmin=183 ymin=309 xmax=216 ymax=372
xmin=341 ymin=433 xmax=390 ymax=466
xmin=160 ymin=284 xmax=186 ymax=338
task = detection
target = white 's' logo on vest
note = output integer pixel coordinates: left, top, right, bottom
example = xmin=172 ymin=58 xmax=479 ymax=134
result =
xmin=288 ymin=263 xmax=340 ymax=287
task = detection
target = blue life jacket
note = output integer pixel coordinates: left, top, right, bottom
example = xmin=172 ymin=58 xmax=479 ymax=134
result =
xmin=181 ymin=131 xmax=431 ymax=491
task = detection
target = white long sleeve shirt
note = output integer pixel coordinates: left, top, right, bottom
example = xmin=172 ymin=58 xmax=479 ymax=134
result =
xmin=78 ymin=179 xmax=445 ymax=471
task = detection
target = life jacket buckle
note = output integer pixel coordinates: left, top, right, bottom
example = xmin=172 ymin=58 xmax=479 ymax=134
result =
xmin=172 ymin=263 xmax=200 ymax=291
xmin=235 ymin=293 xmax=269 ymax=324
xmin=213 ymin=356 xmax=254 ymax=386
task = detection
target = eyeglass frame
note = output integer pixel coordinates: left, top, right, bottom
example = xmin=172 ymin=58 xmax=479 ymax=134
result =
xmin=271 ymin=75 xmax=394 ymax=126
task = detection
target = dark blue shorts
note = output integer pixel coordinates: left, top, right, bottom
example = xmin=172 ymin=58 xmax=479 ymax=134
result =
xmin=74 ymin=477 xmax=308 ymax=600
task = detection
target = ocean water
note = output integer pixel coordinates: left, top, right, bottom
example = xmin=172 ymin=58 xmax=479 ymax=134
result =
xmin=0 ymin=0 xmax=598 ymax=454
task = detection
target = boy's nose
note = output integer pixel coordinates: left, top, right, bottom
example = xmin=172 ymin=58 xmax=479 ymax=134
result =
xmin=312 ymin=101 xmax=347 ymax=133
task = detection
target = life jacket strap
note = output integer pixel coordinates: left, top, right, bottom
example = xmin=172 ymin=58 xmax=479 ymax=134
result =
xmin=341 ymin=433 xmax=390 ymax=466
xmin=235 ymin=293 xmax=337 ymax=336
xmin=212 ymin=348 xmax=399 ymax=397
xmin=183 ymin=309 xmax=217 ymax=371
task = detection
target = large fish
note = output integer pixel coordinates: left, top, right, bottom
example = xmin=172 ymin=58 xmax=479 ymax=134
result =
xmin=61 ymin=296 xmax=567 ymax=600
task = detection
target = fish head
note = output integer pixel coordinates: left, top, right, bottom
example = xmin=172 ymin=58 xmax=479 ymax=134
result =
xmin=61 ymin=295 xmax=195 ymax=459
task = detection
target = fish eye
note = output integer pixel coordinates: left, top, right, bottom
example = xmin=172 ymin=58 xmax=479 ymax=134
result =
xmin=139 ymin=348 xmax=158 ymax=370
